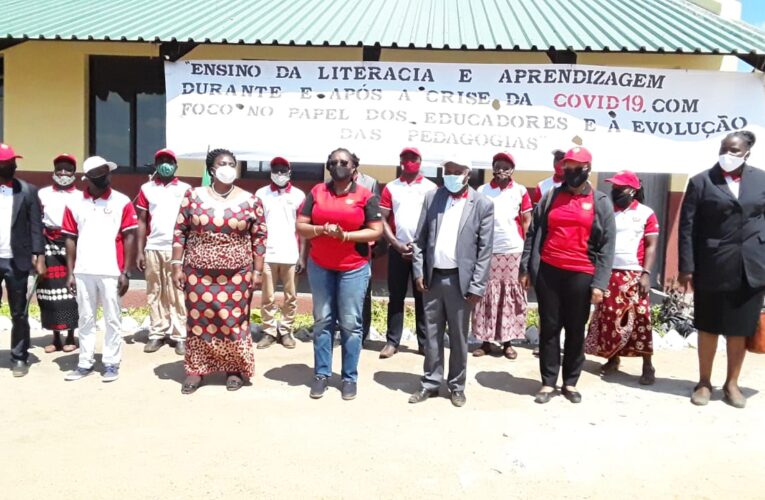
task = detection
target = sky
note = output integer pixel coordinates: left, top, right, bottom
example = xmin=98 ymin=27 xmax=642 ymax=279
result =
xmin=737 ymin=0 xmax=765 ymax=70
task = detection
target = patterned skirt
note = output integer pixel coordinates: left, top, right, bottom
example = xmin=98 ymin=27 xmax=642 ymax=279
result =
xmin=184 ymin=266 xmax=255 ymax=378
xmin=471 ymin=253 xmax=527 ymax=342
xmin=36 ymin=236 xmax=78 ymax=330
xmin=585 ymin=270 xmax=653 ymax=358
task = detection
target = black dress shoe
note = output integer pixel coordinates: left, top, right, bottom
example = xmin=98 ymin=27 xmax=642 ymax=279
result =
xmin=408 ymin=388 xmax=438 ymax=404
xmin=534 ymin=390 xmax=553 ymax=404
xmin=174 ymin=340 xmax=186 ymax=356
xmin=11 ymin=360 xmax=29 ymax=378
xmin=562 ymin=387 xmax=582 ymax=404
xmin=450 ymin=391 xmax=466 ymax=407
xmin=144 ymin=339 xmax=164 ymax=353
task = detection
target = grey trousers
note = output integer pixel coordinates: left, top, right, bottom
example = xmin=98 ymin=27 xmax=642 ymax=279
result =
xmin=420 ymin=269 xmax=471 ymax=392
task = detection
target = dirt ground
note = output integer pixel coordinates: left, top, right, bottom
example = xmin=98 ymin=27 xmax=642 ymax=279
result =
xmin=2 ymin=328 xmax=764 ymax=500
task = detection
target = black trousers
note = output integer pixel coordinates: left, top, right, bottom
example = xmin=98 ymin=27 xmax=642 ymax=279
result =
xmin=385 ymin=250 xmax=426 ymax=348
xmin=0 ymin=258 xmax=31 ymax=362
xmin=535 ymin=262 xmax=593 ymax=387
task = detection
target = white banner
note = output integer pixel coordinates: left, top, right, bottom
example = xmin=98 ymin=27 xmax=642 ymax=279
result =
xmin=165 ymin=60 xmax=765 ymax=173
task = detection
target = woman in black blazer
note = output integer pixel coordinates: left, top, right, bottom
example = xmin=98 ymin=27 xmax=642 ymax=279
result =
xmin=679 ymin=130 xmax=765 ymax=409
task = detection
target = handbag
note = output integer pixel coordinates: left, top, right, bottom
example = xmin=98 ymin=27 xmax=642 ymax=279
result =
xmin=746 ymin=312 xmax=765 ymax=354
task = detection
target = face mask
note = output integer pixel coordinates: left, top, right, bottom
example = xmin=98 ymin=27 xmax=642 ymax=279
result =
xmin=0 ymin=164 xmax=16 ymax=179
xmin=214 ymin=165 xmax=237 ymax=184
xmin=564 ymin=168 xmax=589 ymax=188
xmin=156 ymin=162 xmax=177 ymax=178
xmin=612 ymin=189 xmax=633 ymax=209
xmin=329 ymin=165 xmax=353 ymax=182
xmin=271 ymin=172 xmax=290 ymax=187
xmin=53 ymin=174 xmax=75 ymax=187
xmin=88 ymin=175 xmax=110 ymax=189
xmin=718 ymin=153 xmax=746 ymax=173
xmin=443 ymin=174 xmax=466 ymax=193
xmin=401 ymin=160 xmax=421 ymax=174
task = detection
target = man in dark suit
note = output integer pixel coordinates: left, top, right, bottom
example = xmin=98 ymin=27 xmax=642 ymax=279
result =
xmin=0 ymin=144 xmax=45 ymax=377
xmin=410 ymin=159 xmax=494 ymax=407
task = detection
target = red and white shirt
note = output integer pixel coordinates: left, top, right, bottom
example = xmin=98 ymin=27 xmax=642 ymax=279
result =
xmin=613 ymin=200 xmax=660 ymax=271
xmin=255 ymin=182 xmax=306 ymax=265
xmin=531 ymin=175 xmax=563 ymax=204
xmin=61 ymin=188 xmax=138 ymax=277
xmin=379 ymin=175 xmax=437 ymax=244
xmin=38 ymin=185 xmax=81 ymax=240
xmin=135 ymin=177 xmax=191 ymax=252
xmin=478 ymin=180 xmax=532 ymax=254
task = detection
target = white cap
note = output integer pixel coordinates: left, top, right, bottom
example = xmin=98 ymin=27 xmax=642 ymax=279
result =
xmin=82 ymin=155 xmax=118 ymax=174
xmin=440 ymin=158 xmax=472 ymax=170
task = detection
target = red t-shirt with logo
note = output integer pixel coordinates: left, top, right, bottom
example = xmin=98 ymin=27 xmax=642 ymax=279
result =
xmin=540 ymin=190 xmax=596 ymax=275
xmin=300 ymin=181 xmax=382 ymax=272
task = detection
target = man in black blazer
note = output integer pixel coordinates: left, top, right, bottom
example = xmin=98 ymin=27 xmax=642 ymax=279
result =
xmin=0 ymin=144 xmax=45 ymax=377
xmin=410 ymin=159 xmax=494 ymax=407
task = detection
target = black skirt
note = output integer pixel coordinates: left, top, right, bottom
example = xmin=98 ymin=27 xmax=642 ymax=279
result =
xmin=694 ymin=278 xmax=765 ymax=337
xmin=36 ymin=236 xmax=79 ymax=330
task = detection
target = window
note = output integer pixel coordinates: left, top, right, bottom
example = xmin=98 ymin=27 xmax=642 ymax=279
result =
xmin=90 ymin=56 xmax=165 ymax=172
xmin=0 ymin=58 xmax=4 ymax=140
xmin=243 ymin=161 xmax=325 ymax=181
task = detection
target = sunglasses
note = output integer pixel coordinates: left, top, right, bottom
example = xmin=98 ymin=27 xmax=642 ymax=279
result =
xmin=328 ymin=160 xmax=350 ymax=168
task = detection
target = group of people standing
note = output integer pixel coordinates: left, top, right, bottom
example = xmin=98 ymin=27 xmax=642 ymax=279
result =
xmin=0 ymin=130 xmax=762 ymax=409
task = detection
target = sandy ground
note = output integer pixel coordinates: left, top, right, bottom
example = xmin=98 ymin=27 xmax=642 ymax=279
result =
xmin=2 ymin=328 xmax=764 ymax=500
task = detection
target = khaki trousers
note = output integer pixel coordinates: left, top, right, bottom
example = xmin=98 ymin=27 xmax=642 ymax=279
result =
xmin=145 ymin=249 xmax=187 ymax=341
xmin=261 ymin=262 xmax=298 ymax=338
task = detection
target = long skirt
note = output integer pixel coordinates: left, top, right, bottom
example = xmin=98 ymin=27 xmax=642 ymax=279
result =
xmin=183 ymin=266 xmax=255 ymax=378
xmin=36 ymin=236 xmax=78 ymax=331
xmin=585 ymin=270 xmax=652 ymax=358
xmin=471 ymin=253 xmax=527 ymax=342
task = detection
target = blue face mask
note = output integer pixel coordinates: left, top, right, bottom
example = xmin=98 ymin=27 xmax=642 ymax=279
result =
xmin=443 ymin=174 xmax=466 ymax=193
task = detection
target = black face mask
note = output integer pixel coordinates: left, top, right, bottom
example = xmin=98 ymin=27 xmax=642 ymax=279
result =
xmin=328 ymin=165 xmax=353 ymax=182
xmin=88 ymin=175 xmax=110 ymax=189
xmin=0 ymin=164 xmax=16 ymax=179
xmin=564 ymin=168 xmax=589 ymax=188
xmin=612 ymin=189 xmax=633 ymax=209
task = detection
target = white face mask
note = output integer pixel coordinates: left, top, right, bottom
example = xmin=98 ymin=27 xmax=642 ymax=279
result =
xmin=718 ymin=153 xmax=746 ymax=173
xmin=443 ymin=174 xmax=467 ymax=193
xmin=53 ymin=174 xmax=75 ymax=187
xmin=214 ymin=165 xmax=237 ymax=184
xmin=271 ymin=172 xmax=290 ymax=187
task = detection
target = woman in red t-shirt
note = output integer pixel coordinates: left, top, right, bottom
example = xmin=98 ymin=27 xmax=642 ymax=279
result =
xmin=520 ymin=147 xmax=616 ymax=404
xmin=296 ymin=148 xmax=383 ymax=401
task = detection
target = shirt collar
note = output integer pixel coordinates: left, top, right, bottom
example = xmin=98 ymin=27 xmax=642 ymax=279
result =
xmin=489 ymin=179 xmax=513 ymax=190
xmin=616 ymin=199 xmax=640 ymax=212
xmin=270 ymin=181 xmax=292 ymax=192
xmin=1 ymin=180 xmax=13 ymax=188
xmin=83 ymin=187 xmax=112 ymax=200
xmin=450 ymin=188 xmax=469 ymax=199
xmin=153 ymin=176 xmax=179 ymax=185
xmin=723 ymin=171 xmax=742 ymax=182
xmin=399 ymin=174 xmax=424 ymax=185
xmin=326 ymin=180 xmax=357 ymax=195
xmin=53 ymin=184 xmax=76 ymax=192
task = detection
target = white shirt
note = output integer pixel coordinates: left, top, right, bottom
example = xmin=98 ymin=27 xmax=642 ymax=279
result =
xmin=725 ymin=175 xmax=740 ymax=199
xmin=135 ymin=178 xmax=191 ymax=252
xmin=612 ymin=201 xmax=660 ymax=271
xmin=0 ymin=184 xmax=13 ymax=258
xmin=255 ymin=183 xmax=306 ymax=264
xmin=380 ymin=175 xmax=437 ymax=244
xmin=433 ymin=194 xmax=467 ymax=269
xmin=478 ymin=181 xmax=532 ymax=254
xmin=61 ymin=188 xmax=138 ymax=277
xmin=38 ymin=185 xmax=81 ymax=229
xmin=536 ymin=176 xmax=562 ymax=201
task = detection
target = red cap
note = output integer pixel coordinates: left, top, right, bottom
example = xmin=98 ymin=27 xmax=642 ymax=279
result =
xmin=492 ymin=151 xmax=515 ymax=166
xmin=400 ymin=146 xmax=421 ymax=157
xmin=270 ymin=156 xmax=290 ymax=168
xmin=605 ymin=170 xmax=641 ymax=190
xmin=563 ymin=146 xmax=592 ymax=164
xmin=53 ymin=153 xmax=77 ymax=167
xmin=0 ymin=144 xmax=22 ymax=162
xmin=154 ymin=148 xmax=177 ymax=161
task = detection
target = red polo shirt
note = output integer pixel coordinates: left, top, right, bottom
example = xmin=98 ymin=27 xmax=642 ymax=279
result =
xmin=540 ymin=188 xmax=596 ymax=275
xmin=301 ymin=181 xmax=382 ymax=271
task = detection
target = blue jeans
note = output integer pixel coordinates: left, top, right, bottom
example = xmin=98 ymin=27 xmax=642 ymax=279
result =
xmin=308 ymin=258 xmax=370 ymax=382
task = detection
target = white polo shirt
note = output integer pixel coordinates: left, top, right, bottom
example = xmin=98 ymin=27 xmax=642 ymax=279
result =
xmin=534 ymin=175 xmax=562 ymax=204
xmin=255 ymin=182 xmax=306 ymax=264
xmin=380 ymin=175 xmax=437 ymax=244
xmin=478 ymin=180 xmax=532 ymax=254
xmin=0 ymin=183 xmax=13 ymax=258
xmin=433 ymin=191 xmax=467 ymax=269
xmin=38 ymin=185 xmax=81 ymax=238
xmin=612 ymin=200 xmax=660 ymax=271
xmin=135 ymin=177 xmax=191 ymax=252
xmin=61 ymin=188 xmax=138 ymax=277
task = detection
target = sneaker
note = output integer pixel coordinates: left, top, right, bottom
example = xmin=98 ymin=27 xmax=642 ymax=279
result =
xmin=310 ymin=376 xmax=329 ymax=399
xmin=102 ymin=365 xmax=120 ymax=383
xmin=257 ymin=334 xmax=278 ymax=349
xmin=281 ymin=334 xmax=296 ymax=349
xmin=65 ymin=366 xmax=94 ymax=381
xmin=341 ymin=381 xmax=357 ymax=401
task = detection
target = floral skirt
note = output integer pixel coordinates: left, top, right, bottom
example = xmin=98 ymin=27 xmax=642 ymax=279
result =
xmin=471 ymin=253 xmax=527 ymax=342
xmin=184 ymin=266 xmax=255 ymax=378
xmin=585 ymin=270 xmax=652 ymax=358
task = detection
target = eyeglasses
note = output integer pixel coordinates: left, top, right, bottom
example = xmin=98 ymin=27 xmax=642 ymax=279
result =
xmin=328 ymin=160 xmax=350 ymax=168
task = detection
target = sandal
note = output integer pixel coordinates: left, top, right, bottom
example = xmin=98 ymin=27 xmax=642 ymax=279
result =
xmin=503 ymin=343 xmax=518 ymax=360
xmin=639 ymin=365 xmax=656 ymax=385
xmin=62 ymin=343 xmax=78 ymax=353
xmin=44 ymin=343 xmax=62 ymax=354
xmin=181 ymin=375 xmax=203 ymax=395
xmin=472 ymin=342 xmax=492 ymax=357
xmin=600 ymin=357 xmax=621 ymax=375
xmin=226 ymin=373 xmax=244 ymax=392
